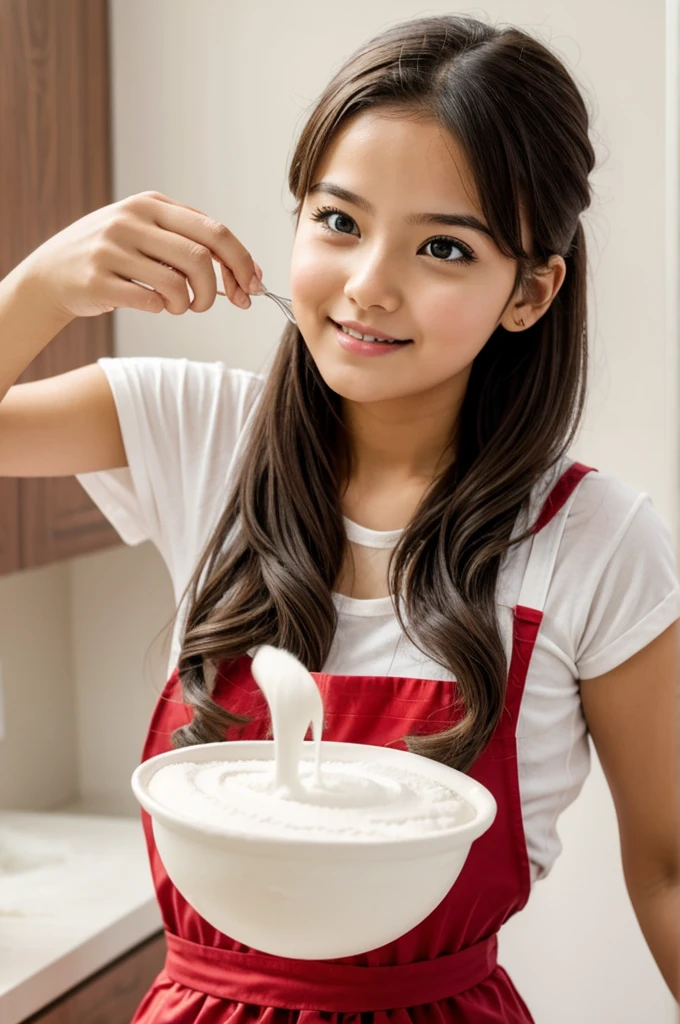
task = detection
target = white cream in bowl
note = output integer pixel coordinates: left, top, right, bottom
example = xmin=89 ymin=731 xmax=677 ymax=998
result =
xmin=147 ymin=756 xmax=477 ymax=842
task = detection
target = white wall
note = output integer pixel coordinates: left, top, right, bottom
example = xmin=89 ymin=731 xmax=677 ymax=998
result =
xmin=2 ymin=0 xmax=677 ymax=1020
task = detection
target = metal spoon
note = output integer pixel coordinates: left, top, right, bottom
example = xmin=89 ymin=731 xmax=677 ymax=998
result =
xmin=154 ymin=260 xmax=297 ymax=326
xmin=217 ymin=282 xmax=297 ymax=326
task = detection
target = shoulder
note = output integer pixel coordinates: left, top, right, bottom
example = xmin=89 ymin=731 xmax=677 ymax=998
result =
xmin=96 ymin=355 xmax=266 ymax=440
xmin=511 ymin=457 xmax=658 ymax=557
xmin=541 ymin=457 xmax=678 ymax=596
xmin=562 ymin=461 xmax=671 ymax=554
xmin=542 ymin=459 xmax=679 ymax=676
xmin=75 ymin=358 xmax=268 ymax=579
xmin=98 ymin=354 xmax=265 ymax=408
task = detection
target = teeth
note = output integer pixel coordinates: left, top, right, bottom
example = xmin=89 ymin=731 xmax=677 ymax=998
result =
xmin=338 ymin=324 xmax=397 ymax=343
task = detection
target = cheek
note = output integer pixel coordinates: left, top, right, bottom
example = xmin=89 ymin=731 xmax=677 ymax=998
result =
xmin=418 ymin=292 xmax=471 ymax=351
xmin=423 ymin=279 xmax=500 ymax=344
xmin=289 ymin=239 xmax=334 ymax=307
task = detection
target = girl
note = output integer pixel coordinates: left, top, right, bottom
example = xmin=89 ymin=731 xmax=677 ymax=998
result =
xmin=0 ymin=13 xmax=678 ymax=1023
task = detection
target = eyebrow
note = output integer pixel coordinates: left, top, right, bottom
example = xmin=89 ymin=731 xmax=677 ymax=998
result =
xmin=308 ymin=181 xmax=494 ymax=238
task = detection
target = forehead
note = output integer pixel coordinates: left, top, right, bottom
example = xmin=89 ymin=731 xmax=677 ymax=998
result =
xmin=308 ymin=109 xmax=483 ymax=217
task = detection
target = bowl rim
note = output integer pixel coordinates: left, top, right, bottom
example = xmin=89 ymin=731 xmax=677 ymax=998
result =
xmin=131 ymin=740 xmax=497 ymax=856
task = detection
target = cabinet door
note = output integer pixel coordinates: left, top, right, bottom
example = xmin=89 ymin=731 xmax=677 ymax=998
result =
xmin=0 ymin=0 xmax=122 ymax=573
xmin=0 ymin=480 xmax=20 ymax=575
xmin=24 ymin=932 xmax=167 ymax=1024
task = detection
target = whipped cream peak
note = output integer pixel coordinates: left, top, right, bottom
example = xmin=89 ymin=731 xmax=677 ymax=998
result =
xmin=250 ymin=645 xmax=324 ymax=797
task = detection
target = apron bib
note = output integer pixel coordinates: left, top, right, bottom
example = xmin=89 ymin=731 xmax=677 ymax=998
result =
xmin=132 ymin=461 xmax=596 ymax=1022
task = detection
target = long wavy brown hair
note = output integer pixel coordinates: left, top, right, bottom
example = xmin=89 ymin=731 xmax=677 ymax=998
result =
xmin=170 ymin=14 xmax=596 ymax=772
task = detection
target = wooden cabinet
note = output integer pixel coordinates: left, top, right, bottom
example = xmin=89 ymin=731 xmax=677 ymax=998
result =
xmin=0 ymin=0 xmax=122 ymax=575
xmin=23 ymin=932 xmax=166 ymax=1023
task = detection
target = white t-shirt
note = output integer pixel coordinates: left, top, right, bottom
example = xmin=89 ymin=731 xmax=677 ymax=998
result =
xmin=76 ymin=356 xmax=680 ymax=885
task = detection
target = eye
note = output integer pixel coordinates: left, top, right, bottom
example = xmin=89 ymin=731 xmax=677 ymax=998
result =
xmin=310 ymin=205 xmax=358 ymax=236
xmin=421 ymin=237 xmax=478 ymax=266
xmin=309 ymin=205 xmax=478 ymax=266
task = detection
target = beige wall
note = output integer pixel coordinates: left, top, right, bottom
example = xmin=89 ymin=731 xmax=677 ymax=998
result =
xmin=0 ymin=1 xmax=677 ymax=1020
xmin=0 ymin=561 xmax=77 ymax=808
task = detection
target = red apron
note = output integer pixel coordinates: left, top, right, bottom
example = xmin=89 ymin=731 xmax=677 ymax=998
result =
xmin=132 ymin=461 xmax=596 ymax=1023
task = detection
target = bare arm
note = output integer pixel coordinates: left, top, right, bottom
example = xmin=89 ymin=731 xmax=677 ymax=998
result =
xmin=580 ymin=620 xmax=680 ymax=999
xmin=0 ymin=264 xmax=126 ymax=476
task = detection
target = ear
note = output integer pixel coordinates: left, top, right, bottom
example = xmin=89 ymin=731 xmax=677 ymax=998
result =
xmin=500 ymin=255 xmax=567 ymax=332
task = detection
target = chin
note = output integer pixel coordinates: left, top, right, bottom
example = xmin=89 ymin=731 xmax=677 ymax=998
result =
xmin=311 ymin=355 xmax=411 ymax=405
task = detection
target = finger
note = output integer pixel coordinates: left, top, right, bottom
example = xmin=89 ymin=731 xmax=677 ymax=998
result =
xmin=155 ymin=253 xmax=216 ymax=313
xmin=109 ymin=274 xmax=166 ymax=313
xmin=138 ymin=190 xmax=208 ymax=218
xmin=219 ymin=262 xmax=250 ymax=309
xmin=131 ymin=227 xmax=217 ymax=312
xmin=146 ymin=201 xmax=259 ymax=296
xmin=115 ymin=250 xmax=192 ymax=314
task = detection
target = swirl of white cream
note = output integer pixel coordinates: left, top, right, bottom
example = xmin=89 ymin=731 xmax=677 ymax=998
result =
xmin=148 ymin=759 xmax=476 ymax=841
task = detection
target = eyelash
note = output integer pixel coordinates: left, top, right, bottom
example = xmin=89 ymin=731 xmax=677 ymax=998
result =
xmin=309 ymin=205 xmax=479 ymax=266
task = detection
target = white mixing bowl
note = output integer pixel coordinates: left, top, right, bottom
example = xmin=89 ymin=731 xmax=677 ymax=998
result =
xmin=131 ymin=739 xmax=496 ymax=960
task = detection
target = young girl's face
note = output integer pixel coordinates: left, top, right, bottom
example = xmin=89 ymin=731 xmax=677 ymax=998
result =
xmin=290 ymin=109 xmax=528 ymax=408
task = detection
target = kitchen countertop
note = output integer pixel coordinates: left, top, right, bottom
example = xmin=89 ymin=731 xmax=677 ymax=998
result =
xmin=0 ymin=810 xmax=161 ymax=1024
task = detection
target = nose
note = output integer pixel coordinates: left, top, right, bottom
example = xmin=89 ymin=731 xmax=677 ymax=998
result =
xmin=342 ymin=249 xmax=402 ymax=314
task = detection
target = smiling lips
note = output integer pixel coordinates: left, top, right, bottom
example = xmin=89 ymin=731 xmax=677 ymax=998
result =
xmin=332 ymin=318 xmax=412 ymax=343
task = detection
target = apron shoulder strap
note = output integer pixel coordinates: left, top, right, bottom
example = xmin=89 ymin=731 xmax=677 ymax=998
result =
xmin=516 ymin=460 xmax=597 ymax=614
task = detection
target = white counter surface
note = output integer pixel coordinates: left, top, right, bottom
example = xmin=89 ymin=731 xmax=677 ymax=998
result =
xmin=0 ymin=810 xmax=162 ymax=1024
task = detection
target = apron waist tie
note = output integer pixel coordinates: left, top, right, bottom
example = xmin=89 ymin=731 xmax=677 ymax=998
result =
xmin=164 ymin=930 xmax=499 ymax=1012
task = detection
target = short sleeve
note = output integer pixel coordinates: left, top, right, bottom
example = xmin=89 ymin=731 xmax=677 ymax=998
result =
xmin=575 ymin=492 xmax=680 ymax=679
xmin=75 ymin=356 xmax=264 ymax=594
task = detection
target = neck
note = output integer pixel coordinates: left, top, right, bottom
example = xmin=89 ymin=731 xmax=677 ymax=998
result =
xmin=340 ymin=376 xmax=465 ymax=486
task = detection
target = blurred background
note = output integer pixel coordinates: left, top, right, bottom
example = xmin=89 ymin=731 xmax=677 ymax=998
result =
xmin=0 ymin=2 xmax=677 ymax=1022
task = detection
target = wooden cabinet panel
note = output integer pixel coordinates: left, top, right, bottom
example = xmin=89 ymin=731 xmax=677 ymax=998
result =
xmin=0 ymin=0 xmax=122 ymax=574
xmin=20 ymin=475 xmax=122 ymax=568
xmin=0 ymin=479 xmax=21 ymax=575
xmin=24 ymin=932 xmax=167 ymax=1024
